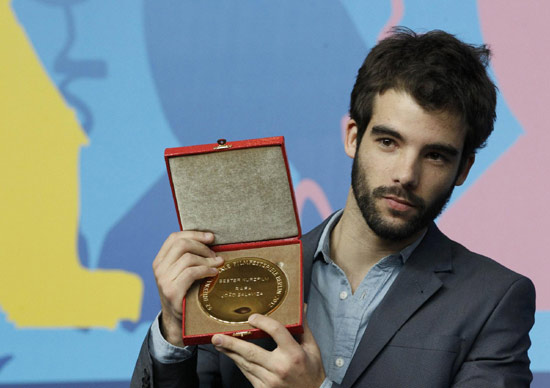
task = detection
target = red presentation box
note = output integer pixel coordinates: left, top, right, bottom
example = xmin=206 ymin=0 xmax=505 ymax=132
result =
xmin=165 ymin=137 xmax=303 ymax=345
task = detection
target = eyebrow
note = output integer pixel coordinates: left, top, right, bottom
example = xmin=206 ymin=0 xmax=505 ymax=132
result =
xmin=370 ymin=125 xmax=404 ymax=141
xmin=370 ymin=125 xmax=460 ymax=157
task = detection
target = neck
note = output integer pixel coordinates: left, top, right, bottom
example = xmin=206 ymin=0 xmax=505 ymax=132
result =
xmin=330 ymin=189 xmax=425 ymax=291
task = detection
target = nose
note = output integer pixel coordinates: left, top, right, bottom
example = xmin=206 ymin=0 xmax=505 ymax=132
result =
xmin=392 ymin=152 xmax=420 ymax=189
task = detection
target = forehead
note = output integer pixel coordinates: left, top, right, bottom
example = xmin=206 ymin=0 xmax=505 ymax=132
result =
xmin=369 ymin=89 xmax=466 ymax=149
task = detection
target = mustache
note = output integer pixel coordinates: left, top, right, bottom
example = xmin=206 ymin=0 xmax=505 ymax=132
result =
xmin=372 ymin=186 xmax=425 ymax=208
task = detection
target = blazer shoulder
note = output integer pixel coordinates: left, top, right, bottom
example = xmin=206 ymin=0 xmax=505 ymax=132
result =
xmin=450 ymin=237 xmax=528 ymax=279
xmin=440 ymin=231 xmax=535 ymax=300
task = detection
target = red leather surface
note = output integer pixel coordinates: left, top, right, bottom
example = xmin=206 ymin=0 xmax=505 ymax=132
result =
xmin=165 ymin=136 xmax=303 ymax=344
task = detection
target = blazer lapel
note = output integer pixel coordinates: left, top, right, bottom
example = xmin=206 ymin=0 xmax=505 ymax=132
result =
xmin=338 ymin=223 xmax=453 ymax=388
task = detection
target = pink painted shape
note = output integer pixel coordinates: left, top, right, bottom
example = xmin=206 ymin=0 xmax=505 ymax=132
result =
xmin=378 ymin=0 xmax=404 ymax=41
xmin=439 ymin=1 xmax=550 ymax=310
xmin=295 ymin=179 xmax=333 ymax=221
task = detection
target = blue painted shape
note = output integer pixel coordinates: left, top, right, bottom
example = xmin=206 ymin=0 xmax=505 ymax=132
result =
xmin=99 ymin=175 xmax=176 ymax=326
xmin=287 ymin=160 xmax=301 ymax=190
xmin=530 ymin=311 xmax=550 ymax=372
xmin=0 ymin=309 xmax=150 ymax=383
xmin=143 ymin=0 xmax=371 ymax=210
xmin=72 ymin=0 xmax=181 ymax=270
xmin=532 ymin=373 xmax=550 ymax=388
xmin=77 ymin=228 xmax=89 ymax=267
xmin=450 ymin=91 xmax=523 ymax=202
xmin=0 ymin=356 xmax=13 ymax=372
xmin=340 ymin=0 xmax=392 ymax=48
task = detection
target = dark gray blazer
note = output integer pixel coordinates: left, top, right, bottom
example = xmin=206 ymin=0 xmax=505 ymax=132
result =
xmin=131 ymin=220 xmax=536 ymax=388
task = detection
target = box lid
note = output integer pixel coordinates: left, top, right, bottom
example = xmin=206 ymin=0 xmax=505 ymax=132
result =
xmin=165 ymin=137 xmax=301 ymax=245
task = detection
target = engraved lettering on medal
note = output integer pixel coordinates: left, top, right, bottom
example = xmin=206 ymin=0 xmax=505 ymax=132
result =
xmin=198 ymin=257 xmax=288 ymax=323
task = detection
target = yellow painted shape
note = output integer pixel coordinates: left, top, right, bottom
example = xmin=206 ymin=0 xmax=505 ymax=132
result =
xmin=0 ymin=2 xmax=143 ymax=328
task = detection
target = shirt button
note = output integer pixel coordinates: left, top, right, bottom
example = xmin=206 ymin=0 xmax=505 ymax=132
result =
xmin=335 ymin=357 xmax=345 ymax=367
xmin=339 ymin=291 xmax=348 ymax=300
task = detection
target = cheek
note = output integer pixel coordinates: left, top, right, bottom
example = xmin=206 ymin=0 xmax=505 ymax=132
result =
xmin=360 ymin=153 xmax=393 ymax=180
xmin=421 ymin=172 xmax=456 ymax=199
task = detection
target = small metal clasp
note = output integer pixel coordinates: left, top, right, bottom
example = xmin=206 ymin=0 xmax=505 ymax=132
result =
xmin=232 ymin=331 xmax=252 ymax=338
xmin=214 ymin=138 xmax=232 ymax=150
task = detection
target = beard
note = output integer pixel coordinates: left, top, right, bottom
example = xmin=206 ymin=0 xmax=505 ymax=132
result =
xmin=351 ymin=155 xmax=455 ymax=241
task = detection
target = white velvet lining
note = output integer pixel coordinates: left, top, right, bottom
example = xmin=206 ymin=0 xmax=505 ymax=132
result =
xmin=168 ymin=145 xmax=298 ymax=245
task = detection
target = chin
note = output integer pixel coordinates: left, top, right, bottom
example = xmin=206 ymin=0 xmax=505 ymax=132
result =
xmin=368 ymin=215 xmax=426 ymax=241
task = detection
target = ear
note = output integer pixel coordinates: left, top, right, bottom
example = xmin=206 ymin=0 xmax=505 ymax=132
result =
xmin=344 ymin=119 xmax=359 ymax=159
xmin=455 ymin=154 xmax=475 ymax=186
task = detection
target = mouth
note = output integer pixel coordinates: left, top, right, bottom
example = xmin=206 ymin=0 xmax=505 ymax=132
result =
xmin=383 ymin=196 xmax=416 ymax=211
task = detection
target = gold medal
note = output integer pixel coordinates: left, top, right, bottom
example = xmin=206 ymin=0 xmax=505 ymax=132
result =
xmin=198 ymin=257 xmax=288 ymax=323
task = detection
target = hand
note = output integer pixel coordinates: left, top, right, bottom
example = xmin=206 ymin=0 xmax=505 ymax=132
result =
xmin=212 ymin=312 xmax=325 ymax=388
xmin=153 ymin=231 xmax=223 ymax=346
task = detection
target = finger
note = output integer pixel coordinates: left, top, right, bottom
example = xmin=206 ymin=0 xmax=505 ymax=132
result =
xmin=158 ymin=231 xmax=215 ymax=258
xmin=155 ymin=231 xmax=215 ymax=265
xmin=157 ymin=237 xmax=217 ymax=270
xmin=167 ymin=253 xmax=223 ymax=279
xmin=247 ymin=314 xmax=297 ymax=350
xmin=157 ymin=256 xmax=222 ymax=302
xmin=172 ymin=261 xmax=220 ymax=287
xmin=156 ymin=254 xmax=222 ymax=290
xmin=215 ymin=345 xmax=270 ymax=387
xmin=211 ymin=334 xmax=270 ymax=367
xmin=166 ymin=235 xmax=216 ymax=261
xmin=173 ymin=265 xmax=219 ymax=296
xmin=156 ymin=256 xmax=221 ymax=307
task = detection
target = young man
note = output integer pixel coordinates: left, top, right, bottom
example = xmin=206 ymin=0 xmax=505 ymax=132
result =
xmin=132 ymin=28 xmax=535 ymax=387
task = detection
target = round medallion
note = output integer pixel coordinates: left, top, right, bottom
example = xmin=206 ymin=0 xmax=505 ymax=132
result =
xmin=198 ymin=257 xmax=288 ymax=323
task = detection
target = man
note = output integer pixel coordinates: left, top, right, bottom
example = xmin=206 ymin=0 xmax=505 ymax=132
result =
xmin=132 ymin=28 xmax=535 ymax=387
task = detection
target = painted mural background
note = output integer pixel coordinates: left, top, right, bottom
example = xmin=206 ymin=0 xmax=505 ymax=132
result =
xmin=1 ymin=0 xmax=548 ymax=386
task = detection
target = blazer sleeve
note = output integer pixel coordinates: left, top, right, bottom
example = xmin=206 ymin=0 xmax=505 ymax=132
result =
xmin=451 ymin=276 xmax=536 ymax=388
xmin=130 ymin=332 xmax=223 ymax=388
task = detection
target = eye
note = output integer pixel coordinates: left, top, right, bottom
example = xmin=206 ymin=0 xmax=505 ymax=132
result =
xmin=378 ymin=138 xmax=395 ymax=147
xmin=426 ymin=152 xmax=446 ymax=162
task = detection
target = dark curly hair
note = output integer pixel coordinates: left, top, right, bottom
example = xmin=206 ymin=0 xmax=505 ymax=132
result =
xmin=350 ymin=27 xmax=497 ymax=167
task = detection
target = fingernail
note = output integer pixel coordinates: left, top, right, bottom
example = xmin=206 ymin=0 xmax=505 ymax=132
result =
xmin=212 ymin=335 xmax=222 ymax=346
xmin=209 ymin=267 xmax=218 ymax=275
xmin=248 ymin=314 xmax=258 ymax=324
xmin=215 ymin=256 xmax=224 ymax=263
xmin=204 ymin=232 xmax=214 ymax=240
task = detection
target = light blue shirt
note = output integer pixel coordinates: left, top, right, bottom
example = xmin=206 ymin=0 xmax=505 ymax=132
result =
xmin=308 ymin=211 xmax=424 ymax=387
xmin=150 ymin=210 xmax=425 ymax=386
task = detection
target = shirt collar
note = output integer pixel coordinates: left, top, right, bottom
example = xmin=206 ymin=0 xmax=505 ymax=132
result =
xmin=314 ymin=209 xmax=343 ymax=263
xmin=313 ymin=210 xmax=426 ymax=265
